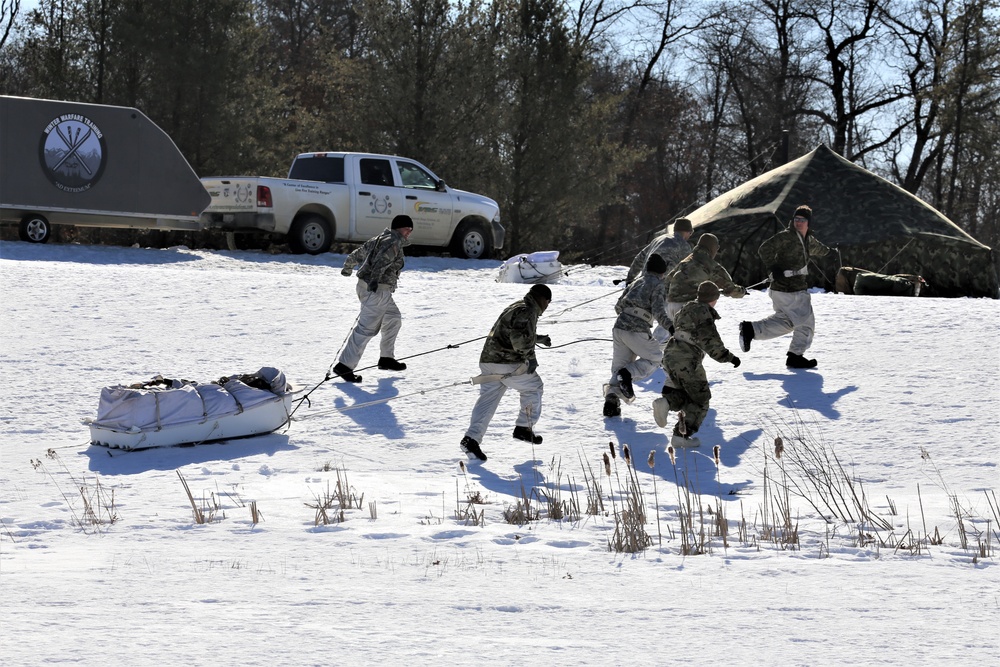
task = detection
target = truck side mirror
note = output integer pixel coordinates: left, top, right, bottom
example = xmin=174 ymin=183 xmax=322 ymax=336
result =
xmin=436 ymin=179 xmax=447 ymax=192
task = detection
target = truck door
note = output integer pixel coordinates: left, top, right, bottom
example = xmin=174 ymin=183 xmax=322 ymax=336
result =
xmin=394 ymin=159 xmax=454 ymax=244
xmin=354 ymin=157 xmax=402 ymax=238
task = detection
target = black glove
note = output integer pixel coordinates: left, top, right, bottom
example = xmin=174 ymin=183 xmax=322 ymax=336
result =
xmin=537 ymin=334 xmax=551 ymax=347
xmin=367 ymin=280 xmax=378 ymax=292
xmin=731 ymin=356 xmax=741 ymax=368
xmin=527 ymin=358 xmax=538 ymax=374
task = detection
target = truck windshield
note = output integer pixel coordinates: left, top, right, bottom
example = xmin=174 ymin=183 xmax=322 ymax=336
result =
xmin=289 ymin=156 xmax=345 ymax=183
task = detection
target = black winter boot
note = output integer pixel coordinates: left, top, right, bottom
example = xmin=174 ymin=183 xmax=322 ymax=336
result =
xmin=460 ymin=436 xmax=487 ymax=462
xmin=332 ymin=363 xmax=362 ymax=383
xmin=616 ymin=368 xmax=635 ymax=400
xmin=603 ymin=395 xmax=621 ymax=417
xmin=512 ymin=426 xmax=543 ymax=444
xmin=378 ymin=357 xmax=407 ymax=371
xmin=786 ymin=352 xmax=817 ymax=369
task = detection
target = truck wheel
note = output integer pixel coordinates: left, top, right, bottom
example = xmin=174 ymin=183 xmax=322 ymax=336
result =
xmin=451 ymin=220 xmax=493 ymax=260
xmin=288 ymin=214 xmax=333 ymax=254
xmin=19 ymin=215 xmax=51 ymax=243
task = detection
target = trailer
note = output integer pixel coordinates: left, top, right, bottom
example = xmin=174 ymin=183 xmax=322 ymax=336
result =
xmin=0 ymin=95 xmax=210 ymax=243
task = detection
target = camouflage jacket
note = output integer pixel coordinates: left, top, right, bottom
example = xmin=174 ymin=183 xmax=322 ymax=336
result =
xmin=614 ymin=271 xmax=670 ymax=333
xmin=666 ymin=247 xmax=744 ymax=302
xmin=344 ymin=228 xmax=407 ymax=290
xmin=627 ymin=232 xmax=693 ymax=284
xmin=480 ymin=293 xmax=544 ymax=365
xmin=666 ymin=301 xmax=735 ymax=365
xmin=758 ymin=224 xmax=830 ymax=293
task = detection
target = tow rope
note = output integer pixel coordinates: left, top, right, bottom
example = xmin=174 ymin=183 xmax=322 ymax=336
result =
xmin=290 ymin=288 xmax=624 ymax=421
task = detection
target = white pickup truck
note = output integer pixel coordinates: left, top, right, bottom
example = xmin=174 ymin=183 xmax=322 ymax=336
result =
xmin=200 ymin=152 xmax=504 ymax=258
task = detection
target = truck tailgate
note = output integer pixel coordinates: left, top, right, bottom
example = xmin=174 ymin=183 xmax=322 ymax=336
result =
xmin=201 ymin=178 xmax=260 ymax=212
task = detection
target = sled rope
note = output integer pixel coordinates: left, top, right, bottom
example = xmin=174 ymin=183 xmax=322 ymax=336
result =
xmin=325 ymin=304 xmax=366 ymax=378
xmin=289 ymin=334 xmax=489 ymax=420
xmin=356 ymin=336 xmax=487 ymax=372
xmin=808 ymin=257 xmax=834 ymax=285
xmin=541 ymin=337 xmax=612 ymax=349
xmin=292 ymin=289 xmax=627 ymax=420
xmin=745 ymin=276 xmax=771 ymax=290
xmin=876 ymin=238 xmax=916 ymax=274
xmin=296 ymin=364 xmax=528 ymax=420
xmin=286 ymin=306 xmax=367 ymax=420
xmin=543 ymin=315 xmax=616 ymax=325
xmin=544 ymin=287 xmax=623 ymax=319
xmin=299 ymin=380 xmax=475 ymax=418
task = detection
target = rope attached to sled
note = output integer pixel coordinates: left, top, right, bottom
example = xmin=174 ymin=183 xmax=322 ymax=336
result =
xmin=290 ymin=288 xmax=624 ymax=422
xmin=288 ymin=334 xmax=489 ymax=421
xmin=295 ymin=364 xmax=530 ymax=420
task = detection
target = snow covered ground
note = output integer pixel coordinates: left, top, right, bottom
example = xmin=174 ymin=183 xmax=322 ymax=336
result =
xmin=1 ymin=240 xmax=998 ymax=665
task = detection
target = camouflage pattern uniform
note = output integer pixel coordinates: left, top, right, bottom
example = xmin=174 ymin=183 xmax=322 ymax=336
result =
xmin=607 ymin=271 xmax=669 ymax=396
xmin=627 ymin=231 xmax=692 ymax=285
xmin=466 ymin=292 xmax=546 ymax=443
xmin=662 ymin=300 xmax=738 ymax=436
xmin=343 ymin=227 xmax=407 ymax=291
xmin=338 ymin=227 xmax=408 ymax=368
xmin=665 ymin=246 xmax=744 ymax=322
xmin=748 ymin=220 xmax=830 ymax=355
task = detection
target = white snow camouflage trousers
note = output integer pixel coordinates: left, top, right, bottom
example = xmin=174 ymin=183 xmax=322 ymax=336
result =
xmin=465 ymin=362 xmax=543 ymax=443
xmin=338 ymin=279 xmax=402 ymax=368
xmin=607 ymin=329 xmax=664 ymax=393
xmin=751 ymin=289 xmax=815 ymax=355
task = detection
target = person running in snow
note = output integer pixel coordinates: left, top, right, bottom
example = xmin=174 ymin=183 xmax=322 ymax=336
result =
xmin=665 ymin=233 xmax=745 ymax=328
xmin=627 ymin=218 xmax=694 ymax=342
xmin=627 ymin=217 xmax=693 ymax=285
xmin=738 ymin=205 xmax=831 ymax=369
xmin=654 ymin=281 xmax=740 ymax=448
xmin=460 ymin=284 xmax=552 ymax=462
xmin=333 ymin=215 xmax=414 ymax=382
xmin=604 ymin=254 xmax=671 ymax=418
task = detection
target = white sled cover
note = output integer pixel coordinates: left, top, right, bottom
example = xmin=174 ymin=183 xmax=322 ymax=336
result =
xmin=90 ymin=367 xmax=291 ymax=449
xmin=496 ymin=250 xmax=563 ymax=284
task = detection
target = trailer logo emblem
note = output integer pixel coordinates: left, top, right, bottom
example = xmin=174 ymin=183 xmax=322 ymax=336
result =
xmin=39 ymin=114 xmax=107 ymax=193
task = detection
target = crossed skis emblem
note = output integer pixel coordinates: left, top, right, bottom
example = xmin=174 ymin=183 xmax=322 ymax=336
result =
xmin=51 ymin=124 xmax=95 ymax=175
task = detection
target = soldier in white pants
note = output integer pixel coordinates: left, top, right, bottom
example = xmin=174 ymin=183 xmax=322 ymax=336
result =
xmin=604 ymin=253 xmax=670 ymax=417
xmin=465 ymin=363 xmax=543 ymax=446
xmin=739 ymin=205 xmax=830 ymax=369
xmin=750 ymin=289 xmax=815 ymax=356
xmin=461 ymin=284 xmax=552 ymax=462
xmin=333 ymin=216 xmax=413 ymax=382
xmin=338 ymin=280 xmax=404 ymax=369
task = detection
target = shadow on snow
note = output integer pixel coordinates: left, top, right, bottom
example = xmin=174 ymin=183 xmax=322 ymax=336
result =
xmin=743 ymin=370 xmax=858 ymax=419
xmin=330 ymin=377 xmax=404 ymax=439
xmin=602 ymin=410 xmax=755 ymax=499
xmin=82 ymin=433 xmax=296 ymax=475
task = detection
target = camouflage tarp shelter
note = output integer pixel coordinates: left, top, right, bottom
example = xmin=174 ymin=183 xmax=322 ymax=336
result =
xmin=686 ymin=145 xmax=998 ymax=298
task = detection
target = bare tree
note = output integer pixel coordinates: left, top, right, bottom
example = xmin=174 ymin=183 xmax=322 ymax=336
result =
xmin=692 ymin=0 xmax=817 ymax=191
xmin=881 ymin=0 xmax=999 ymax=247
xmin=797 ymin=0 xmax=908 ymax=160
xmin=0 ymin=0 xmax=20 ymax=52
xmin=879 ymin=0 xmax=950 ymax=193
